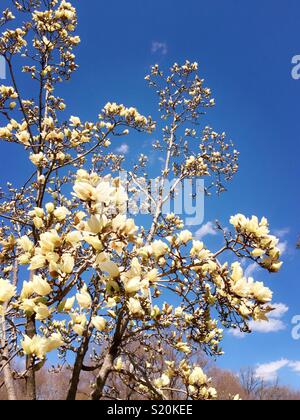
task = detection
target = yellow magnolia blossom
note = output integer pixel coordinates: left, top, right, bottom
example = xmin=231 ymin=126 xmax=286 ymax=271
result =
xmin=127 ymin=297 xmax=144 ymax=317
xmin=21 ymin=333 xmax=64 ymax=359
xmin=60 ymin=254 xmax=75 ymax=274
xmin=91 ymin=316 xmax=106 ymax=332
xmin=76 ymin=286 xmax=92 ymax=309
xmin=32 ymin=275 xmax=52 ymax=296
xmin=0 ymin=279 xmax=16 ymax=303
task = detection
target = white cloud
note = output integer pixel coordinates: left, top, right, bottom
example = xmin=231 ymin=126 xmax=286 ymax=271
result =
xmin=270 ymin=303 xmax=289 ymax=319
xmin=289 ymin=361 xmax=300 ymax=374
xmin=274 ymin=228 xmax=290 ymax=239
xmin=248 ymin=318 xmax=286 ymax=334
xmin=116 ymin=144 xmax=129 ymax=154
xmin=195 ymin=222 xmax=217 ymax=240
xmin=244 ymin=262 xmax=259 ymax=278
xmin=229 ymin=303 xmax=289 ymax=338
xmin=151 ymin=41 xmax=168 ymax=56
xmin=255 ymin=359 xmax=289 ymax=382
xmin=278 ymin=241 xmax=288 ymax=255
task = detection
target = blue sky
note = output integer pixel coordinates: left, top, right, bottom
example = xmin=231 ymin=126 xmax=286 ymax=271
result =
xmin=1 ymin=0 xmax=300 ymax=388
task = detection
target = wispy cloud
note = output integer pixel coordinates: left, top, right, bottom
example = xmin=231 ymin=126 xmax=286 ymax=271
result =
xmin=151 ymin=41 xmax=168 ymax=56
xmin=195 ymin=222 xmax=217 ymax=240
xmin=255 ymin=358 xmax=300 ymax=382
xmin=255 ymin=359 xmax=290 ymax=382
xmin=289 ymin=361 xmax=300 ymax=374
xmin=230 ymin=303 xmax=289 ymax=338
xmin=116 ymin=144 xmax=129 ymax=154
xmin=278 ymin=241 xmax=288 ymax=255
xmin=274 ymin=228 xmax=290 ymax=239
xmin=270 ymin=303 xmax=289 ymax=319
xmin=244 ymin=262 xmax=260 ymax=278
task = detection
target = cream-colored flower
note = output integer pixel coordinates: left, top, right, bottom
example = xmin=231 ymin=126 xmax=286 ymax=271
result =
xmin=54 ymin=206 xmax=70 ymax=221
xmin=250 ymin=280 xmax=273 ymax=303
xmin=91 ymin=316 xmax=106 ymax=332
xmin=29 ymin=255 xmax=46 ymax=270
xmin=0 ymin=279 xmax=16 ymax=303
xmin=73 ymin=181 xmax=96 ymax=201
xmin=17 ymin=236 xmax=34 ymax=252
xmin=86 ymin=215 xmax=107 ymax=234
xmin=123 ymin=276 xmax=142 ymax=294
xmin=76 ymin=286 xmax=92 ymax=309
xmin=98 ymin=260 xmax=120 ymax=278
xmin=30 ymin=152 xmax=44 ymax=166
xmin=20 ymin=298 xmax=37 ymax=313
xmin=127 ymin=297 xmax=144 ymax=317
xmin=151 ymin=240 xmax=168 ymax=258
xmin=39 ymin=230 xmax=61 ymax=253
xmin=84 ymin=235 xmax=103 ymax=251
xmin=65 ymin=231 xmax=82 ymax=247
xmin=231 ymin=262 xmax=244 ymax=282
xmin=60 ymin=296 xmax=75 ymax=312
xmin=60 ymin=254 xmax=74 ymax=274
xmin=35 ymin=303 xmax=52 ymax=321
xmin=189 ymin=367 xmax=207 ymax=386
xmin=32 ymin=275 xmax=52 ymax=296
xmin=154 ymin=374 xmax=170 ymax=388
xmin=44 ymin=333 xmax=64 ymax=353
xmin=178 ymin=230 xmax=193 ymax=244
xmin=20 ymin=281 xmax=34 ymax=300
xmin=45 ymin=202 xmax=55 ymax=213
xmin=175 ymin=342 xmax=191 ymax=354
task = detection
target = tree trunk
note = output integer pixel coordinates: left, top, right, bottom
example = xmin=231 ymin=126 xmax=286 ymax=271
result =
xmin=0 ymin=309 xmax=17 ymax=400
xmin=90 ymin=351 xmax=115 ymax=400
xmin=25 ymin=315 xmax=37 ymax=400
xmin=66 ymin=334 xmax=90 ymax=400
xmin=90 ymin=315 xmax=127 ymax=400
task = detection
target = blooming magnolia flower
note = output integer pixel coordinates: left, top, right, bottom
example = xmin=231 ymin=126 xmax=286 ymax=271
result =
xmin=60 ymin=254 xmax=74 ymax=274
xmin=17 ymin=236 xmax=34 ymax=252
xmin=189 ymin=367 xmax=207 ymax=386
xmin=71 ymin=313 xmax=88 ymax=336
xmin=84 ymin=235 xmax=103 ymax=251
xmin=154 ymin=374 xmax=170 ymax=389
xmin=21 ymin=333 xmax=64 ymax=359
xmin=76 ymin=286 xmax=92 ymax=309
xmin=0 ymin=279 xmax=16 ymax=303
xmin=127 ymin=297 xmax=144 ymax=317
xmin=54 ymin=206 xmax=70 ymax=221
xmin=35 ymin=303 xmax=52 ymax=321
xmin=59 ymin=296 xmax=75 ymax=312
xmin=73 ymin=181 xmax=96 ymax=201
xmin=123 ymin=276 xmax=142 ymax=294
xmin=65 ymin=231 xmax=82 ymax=247
xmin=250 ymin=280 xmax=273 ymax=303
xmin=45 ymin=202 xmax=55 ymax=213
xmin=29 ymin=255 xmax=46 ymax=270
xmin=32 ymin=275 xmax=52 ymax=296
xmin=91 ymin=316 xmax=106 ymax=332
xmin=20 ymin=281 xmax=34 ymax=300
xmin=97 ymin=260 xmax=120 ymax=278
xmin=175 ymin=342 xmax=191 ymax=354
xmin=178 ymin=230 xmax=193 ymax=244
xmin=151 ymin=240 xmax=169 ymax=258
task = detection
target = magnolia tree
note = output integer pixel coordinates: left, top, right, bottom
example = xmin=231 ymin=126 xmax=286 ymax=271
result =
xmin=0 ymin=0 xmax=283 ymax=401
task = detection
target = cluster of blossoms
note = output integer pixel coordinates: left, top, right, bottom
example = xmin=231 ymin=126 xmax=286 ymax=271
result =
xmin=230 ymin=214 xmax=283 ymax=273
xmin=0 ymin=86 xmax=18 ymax=116
xmin=0 ymin=26 xmax=27 ymax=55
xmin=101 ymin=102 xmax=156 ymax=133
